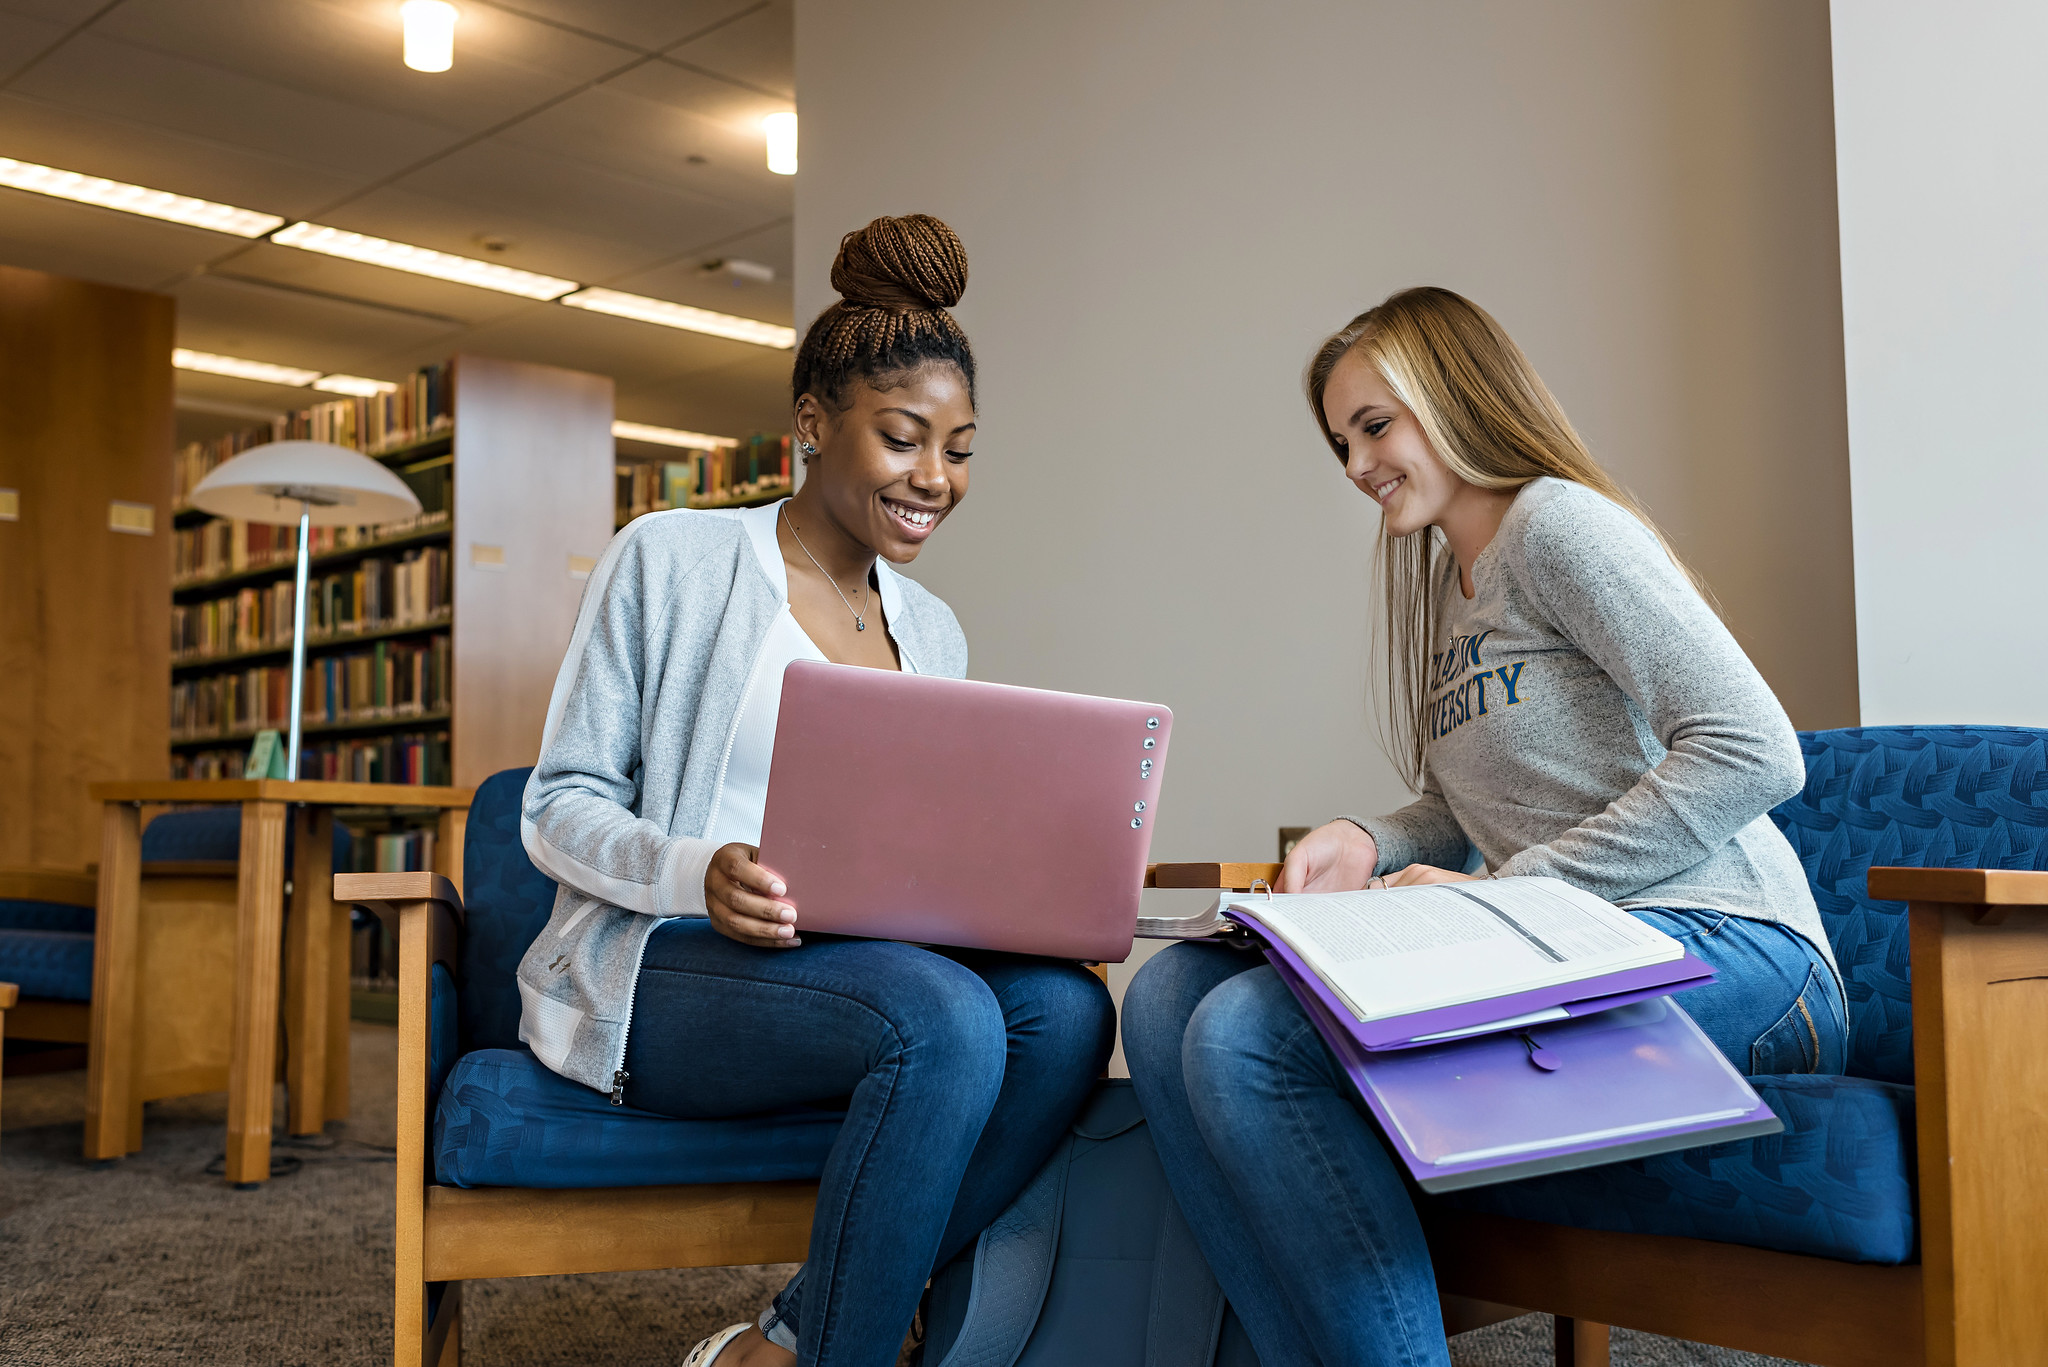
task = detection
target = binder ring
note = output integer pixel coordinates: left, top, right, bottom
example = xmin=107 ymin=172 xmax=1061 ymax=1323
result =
xmin=1249 ymin=878 xmax=1274 ymax=901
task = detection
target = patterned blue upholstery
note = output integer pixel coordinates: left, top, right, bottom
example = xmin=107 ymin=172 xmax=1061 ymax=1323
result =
xmin=0 ymin=899 xmax=93 ymax=934
xmin=432 ymin=1047 xmax=844 ymax=1189
xmin=1447 ymin=1074 xmax=1918 ymax=1263
xmin=0 ymin=927 xmax=94 ymax=1000
xmin=1769 ymin=726 xmax=2048 ymax=1084
xmin=457 ymin=767 xmax=554 ymax=1053
xmin=429 ymin=768 xmax=846 ymax=1189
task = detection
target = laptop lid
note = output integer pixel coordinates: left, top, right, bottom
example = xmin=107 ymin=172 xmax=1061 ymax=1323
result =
xmin=757 ymin=660 xmax=1171 ymax=962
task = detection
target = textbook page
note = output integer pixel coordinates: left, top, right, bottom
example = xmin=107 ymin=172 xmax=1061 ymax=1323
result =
xmin=1225 ymin=877 xmax=1680 ymax=1023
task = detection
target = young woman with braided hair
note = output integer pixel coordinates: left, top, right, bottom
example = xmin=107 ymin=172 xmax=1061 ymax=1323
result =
xmin=519 ymin=214 xmax=1113 ymax=1367
xmin=1122 ymin=287 xmax=1845 ymax=1366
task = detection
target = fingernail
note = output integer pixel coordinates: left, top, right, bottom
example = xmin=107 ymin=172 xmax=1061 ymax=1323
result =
xmin=778 ymin=924 xmax=793 ymax=938
xmin=779 ymin=908 xmax=796 ymax=923
xmin=770 ymin=880 xmax=786 ymax=896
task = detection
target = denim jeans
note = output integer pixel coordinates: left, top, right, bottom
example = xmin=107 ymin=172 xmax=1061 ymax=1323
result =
xmin=622 ymin=919 xmax=1115 ymax=1367
xmin=1122 ymin=908 xmax=1845 ymax=1367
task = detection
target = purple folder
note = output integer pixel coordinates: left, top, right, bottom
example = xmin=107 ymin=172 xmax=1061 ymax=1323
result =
xmin=1229 ymin=903 xmax=1715 ymax=1050
xmin=1264 ymin=956 xmax=1781 ymax=1192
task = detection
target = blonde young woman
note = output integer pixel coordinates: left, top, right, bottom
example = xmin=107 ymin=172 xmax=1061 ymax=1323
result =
xmin=1122 ymin=287 xmax=1845 ymax=1367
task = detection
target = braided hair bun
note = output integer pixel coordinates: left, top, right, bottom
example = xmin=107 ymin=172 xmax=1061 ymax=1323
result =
xmin=830 ymin=214 xmax=968 ymax=310
xmin=794 ymin=213 xmax=976 ymax=409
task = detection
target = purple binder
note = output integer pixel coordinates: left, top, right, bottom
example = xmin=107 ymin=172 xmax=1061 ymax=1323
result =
xmin=1229 ymin=904 xmax=1716 ymax=1050
xmin=1266 ymin=959 xmax=1781 ymax=1192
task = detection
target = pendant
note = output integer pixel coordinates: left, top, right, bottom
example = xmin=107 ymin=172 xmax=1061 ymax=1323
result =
xmin=856 ymin=619 xmax=866 ymax=631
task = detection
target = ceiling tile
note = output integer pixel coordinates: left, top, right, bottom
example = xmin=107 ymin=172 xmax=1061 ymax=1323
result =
xmin=496 ymin=67 xmax=793 ymax=218
xmin=0 ymin=2 xmax=114 ymax=25
xmin=669 ymin=0 xmax=791 ymax=98
xmin=370 ymin=132 xmax=771 ymax=266
xmin=172 ymin=271 xmax=465 ymax=376
xmin=0 ymin=8 xmax=65 ymax=70
xmin=470 ymin=0 xmax=762 ymax=53
xmin=608 ymin=216 xmax=792 ymax=323
xmin=0 ymin=91 xmax=363 ymax=215
xmin=0 ymin=188 xmax=228 ymax=288
xmin=200 ymin=238 xmax=542 ymax=327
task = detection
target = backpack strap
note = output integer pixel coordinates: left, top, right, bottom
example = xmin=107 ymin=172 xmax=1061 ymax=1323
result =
xmin=930 ymin=1134 xmax=1072 ymax=1367
xmin=1145 ymin=1193 xmax=1228 ymax=1367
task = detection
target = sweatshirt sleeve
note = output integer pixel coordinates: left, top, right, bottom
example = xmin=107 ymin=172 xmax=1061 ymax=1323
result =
xmin=1343 ymin=760 xmax=1471 ymax=874
xmin=1490 ymin=492 xmax=1806 ymax=899
xmin=519 ymin=530 xmax=719 ymax=919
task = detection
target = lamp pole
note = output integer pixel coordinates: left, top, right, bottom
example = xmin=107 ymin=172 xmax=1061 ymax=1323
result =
xmin=287 ymin=500 xmax=312 ymax=782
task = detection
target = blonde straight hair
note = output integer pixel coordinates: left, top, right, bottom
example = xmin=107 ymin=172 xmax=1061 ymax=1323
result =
xmin=1304 ymin=286 xmax=1712 ymax=789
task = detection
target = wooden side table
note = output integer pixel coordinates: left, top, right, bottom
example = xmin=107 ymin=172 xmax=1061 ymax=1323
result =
xmin=86 ymin=779 xmax=473 ymax=1186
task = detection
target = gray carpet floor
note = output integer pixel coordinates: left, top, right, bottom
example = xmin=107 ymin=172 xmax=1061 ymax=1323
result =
xmin=0 ymin=1024 xmax=1808 ymax=1366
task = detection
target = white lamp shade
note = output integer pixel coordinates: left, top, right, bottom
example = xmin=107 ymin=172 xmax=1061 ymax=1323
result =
xmin=187 ymin=440 xmax=423 ymax=527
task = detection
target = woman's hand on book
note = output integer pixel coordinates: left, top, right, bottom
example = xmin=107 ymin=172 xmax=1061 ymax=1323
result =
xmin=705 ymin=843 xmax=801 ymax=948
xmin=1278 ymin=820 xmax=1381 ymax=893
xmin=1380 ymin=864 xmax=1480 ymax=888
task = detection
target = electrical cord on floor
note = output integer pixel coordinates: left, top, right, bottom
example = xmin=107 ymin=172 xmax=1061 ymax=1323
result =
xmin=201 ymin=1133 xmax=396 ymax=1180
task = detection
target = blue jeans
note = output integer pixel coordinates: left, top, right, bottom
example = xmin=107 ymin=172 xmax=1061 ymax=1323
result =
xmin=1122 ymin=909 xmax=1845 ymax=1367
xmin=622 ymin=920 xmax=1115 ymax=1367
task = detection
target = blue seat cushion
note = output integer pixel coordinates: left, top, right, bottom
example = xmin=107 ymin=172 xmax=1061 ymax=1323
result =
xmin=0 ymin=898 xmax=94 ymax=934
xmin=432 ymin=1047 xmax=846 ymax=1189
xmin=0 ymin=927 xmax=95 ymax=1001
xmin=139 ymin=806 xmax=356 ymax=870
xmin=1771 ymin=726 xmax=2048 ymax=1084
xmin=1440 ymin=1074 xmax=1917 ymax=1264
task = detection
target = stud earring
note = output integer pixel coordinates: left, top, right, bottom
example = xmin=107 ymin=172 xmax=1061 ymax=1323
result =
xmin=799 ymin=440 xmax=818 ymax=464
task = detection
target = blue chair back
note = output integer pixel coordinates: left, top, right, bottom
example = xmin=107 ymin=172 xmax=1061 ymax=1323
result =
xmin=458 ymin=767 xmax=558 ymax=1053
xmin=1770 ymin=725 xmax=2048 ymax=1084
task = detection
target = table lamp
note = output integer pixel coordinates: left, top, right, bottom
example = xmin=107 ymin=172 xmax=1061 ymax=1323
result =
xmin=187 ymin=441 xmax=423 ymax=781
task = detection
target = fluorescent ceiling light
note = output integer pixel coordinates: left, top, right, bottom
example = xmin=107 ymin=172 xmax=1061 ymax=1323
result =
xmin=763 ymin=112 xmax=798 ymax=175
xmin=313 ymin=373 xmax=400 ymax=396
xmin=0 ymin=157 xmax=282 ymax=237
xmin=612 ymin=420 xmax=738 ymax=450
xmin=562 ymin=288 xmax=795 ymax=349
xmin=402 ymin=0 xmax=458 ymax=72
xmin=272 ymin=221 xmax=577 ymax=300
xmin=173 ymin=348 xmax=321 ymax=387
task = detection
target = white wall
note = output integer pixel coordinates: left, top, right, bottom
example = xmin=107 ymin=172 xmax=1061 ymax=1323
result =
xmin=794 ymin=1 xmax=1857 ymax=1061
xmin=1830 ymin=1 xmax=2048 ymax=726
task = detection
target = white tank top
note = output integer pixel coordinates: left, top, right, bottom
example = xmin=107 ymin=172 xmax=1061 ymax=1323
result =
xmin=704 ymin=501 xmax=915 ymax=848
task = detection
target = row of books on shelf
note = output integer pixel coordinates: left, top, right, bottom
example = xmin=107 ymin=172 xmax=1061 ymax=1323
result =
xmin=616 ymin=434 xmax=793 ymax=520
xmin=170 ymin=636 xmax=452 ymax=741
xmin=171 ymin=548 xmax=454 ymax=661
xmin=171 ymin=361 xmax=456 ymax=507
xmin=173 ymin=509 xmax=449 ymax=586
xmin=172 ymin=729 xmax=451 ymax=786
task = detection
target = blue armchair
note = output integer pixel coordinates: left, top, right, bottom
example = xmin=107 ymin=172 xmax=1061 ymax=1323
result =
xmin=1418 ymin=725 xmax=2048 ymax=1366
xmin=338 ymin=769 xmax=834 ymax=1367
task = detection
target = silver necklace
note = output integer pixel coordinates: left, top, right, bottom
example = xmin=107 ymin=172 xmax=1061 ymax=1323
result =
xmin=782 ymin=505 xmax=871 ymax=631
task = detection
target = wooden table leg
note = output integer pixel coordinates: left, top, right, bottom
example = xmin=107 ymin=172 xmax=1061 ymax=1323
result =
xmin=284 ymin=806 xmax=334 ymax=1137
xmin=326 ymin=892 xmax=352 ymax=1126
xmin=1554 ymin=1316 xmax=1611 ymax=1367
xmin=224 ymin=799 xmax=288 ymax=1186
xmin=84 ymin=801 xmax=142 ymax=1162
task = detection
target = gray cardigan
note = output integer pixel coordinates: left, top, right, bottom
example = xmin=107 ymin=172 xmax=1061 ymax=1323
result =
xmin=1352 ymin=477 xmax=1837 ymax=983
xmin=516 ymin=502 xmax=969 ymax=1095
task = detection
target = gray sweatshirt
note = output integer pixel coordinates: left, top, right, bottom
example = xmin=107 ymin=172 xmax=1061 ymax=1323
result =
xmin=516 ymin=504 xmax=969 ymax=1094
xmin=1352 ymin=477 xmax=1836 ymax=980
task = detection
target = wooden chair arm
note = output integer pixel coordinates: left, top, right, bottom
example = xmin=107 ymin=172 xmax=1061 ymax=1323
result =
xmin=1869 ymin=866 xmax=2048 ymax=923
xmin=0 ymin=981 xmax=18 ymax=1011
xmin=1147 ymin=862 xmax=1285 ymax=891
xmin=0 ymin=868 xmax=97 ymax=907
xmin=335 ymin=872 xmax=465 ymax=922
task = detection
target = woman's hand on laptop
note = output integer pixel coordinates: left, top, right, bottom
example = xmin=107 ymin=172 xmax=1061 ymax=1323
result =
xmin=705 ymin=844 xmax=801 ymax=948
xmin=1277 ymin=820 xmax=1381 ymax=894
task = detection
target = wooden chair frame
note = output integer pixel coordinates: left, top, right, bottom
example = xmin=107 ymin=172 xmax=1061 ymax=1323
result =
xmin=339 ymin=872 xmax=817 ymax=1367
xmin=1148 ymin=862 xmax=2048 ymax=1367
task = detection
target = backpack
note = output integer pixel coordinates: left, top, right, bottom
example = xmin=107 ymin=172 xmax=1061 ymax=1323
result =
xmin=921 ymin=1080 xmax=1262 ymax=1367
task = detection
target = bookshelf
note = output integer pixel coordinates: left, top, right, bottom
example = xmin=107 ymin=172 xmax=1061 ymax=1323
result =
xmin=170 ymin=354 xmax=614 ymax=789
xmin=615 ymin=432 xmax=793 ymax=528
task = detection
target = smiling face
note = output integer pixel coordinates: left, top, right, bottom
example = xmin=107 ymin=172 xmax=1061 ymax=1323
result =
xmin=1319 ymin=346 xmax=1467 ymax=539
xmin=796 ymin=362 xmax=976 ymax=563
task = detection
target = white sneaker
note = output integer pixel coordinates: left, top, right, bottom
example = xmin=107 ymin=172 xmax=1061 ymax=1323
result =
xmin=684 ymin=1323 xmax=753 ymax=1366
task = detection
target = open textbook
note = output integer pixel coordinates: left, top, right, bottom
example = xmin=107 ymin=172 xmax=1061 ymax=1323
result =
xmin=1140 ymin=876 xmax=1685 ymax=1026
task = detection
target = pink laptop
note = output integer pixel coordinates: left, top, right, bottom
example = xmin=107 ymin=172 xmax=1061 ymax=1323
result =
xmin=756 ymin=660 xmax=1172 ymax=963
